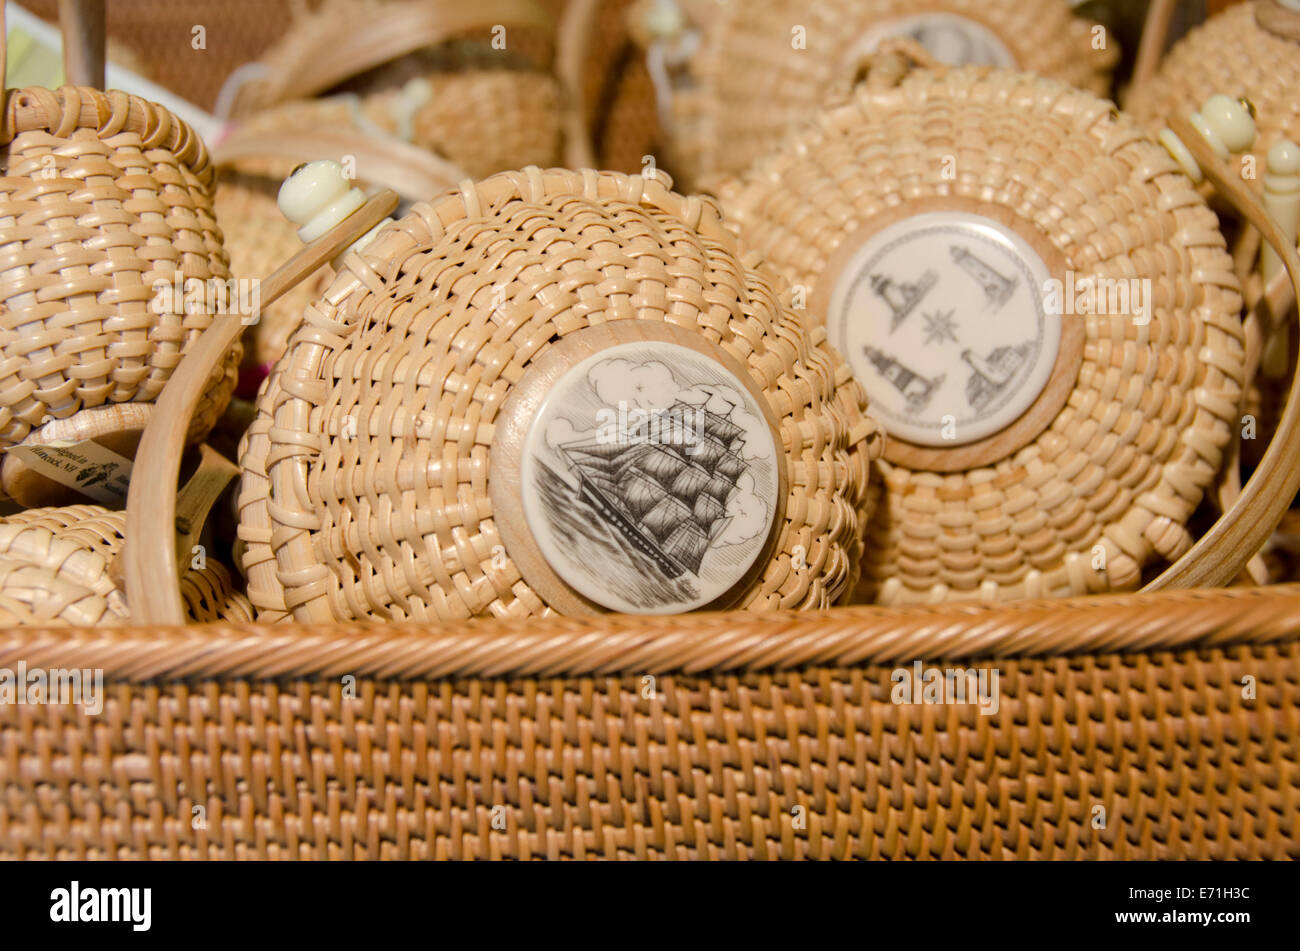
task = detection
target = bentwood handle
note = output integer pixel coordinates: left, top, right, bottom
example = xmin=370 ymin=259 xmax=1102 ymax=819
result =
xmin=123 ymin=190 xmax=400 ymax=626
xmin=1145 ymin=114 xmax=1300 ymax=590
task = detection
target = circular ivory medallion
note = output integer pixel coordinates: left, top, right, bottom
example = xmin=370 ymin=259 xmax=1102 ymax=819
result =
xmin=846 ymin=12 xmax=1016 ymax=70
xmin=826 ymin=210 xmax=1061 ymax=450
xmin=499 ymin=329 xmax=782 ymax=615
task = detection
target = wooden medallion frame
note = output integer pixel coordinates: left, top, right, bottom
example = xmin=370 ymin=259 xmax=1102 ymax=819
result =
xmin=810 ymin=196 xmax=1085 ymax=473
xmin=489 ymin=320 xmax=790 ymax=616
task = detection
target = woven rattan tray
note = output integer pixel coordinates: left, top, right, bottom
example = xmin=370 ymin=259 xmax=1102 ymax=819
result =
xmin=2 ymin=584 xmax=1297 ymax=859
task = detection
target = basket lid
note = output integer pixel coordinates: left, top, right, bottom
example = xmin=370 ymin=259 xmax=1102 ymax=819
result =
xmin=717 ymin=68 xmax=1246 ymax=604
xmin=237 ymin=166 xmax=880 ymax=622
xmin=642 ymin=0 xmax=1116 ymax=189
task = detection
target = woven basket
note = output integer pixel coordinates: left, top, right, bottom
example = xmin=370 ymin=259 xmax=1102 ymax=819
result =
xmin=1 ymin=584 xmax=1297 ymax=859
xmin=1128 ymin=1 xmax=1300 ymax=155
xmin=716 ymin=68 xmax=1246 ymax=605
xmin=0 ymin=504 xmax=251 ymax=626
xmin=230 ymin=167 xmax=880 ymax=624
xmin=638 ymin=0 xmax=1119 ymax=191
xmin=0 ymin=81 xmax=239 ymax=507
xmin=549 ymin=0 xmax=663 ymax=174
xmin=223 ymin=0 xmax=564 ymax=181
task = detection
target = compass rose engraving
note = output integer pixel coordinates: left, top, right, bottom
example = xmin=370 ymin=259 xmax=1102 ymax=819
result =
xmin=922 ymin=309 xmax=959 ymax=346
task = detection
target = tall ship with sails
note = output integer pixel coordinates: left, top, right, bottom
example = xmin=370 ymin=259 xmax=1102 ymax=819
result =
xmin=560 ymin=403 xmax=749 ymax=578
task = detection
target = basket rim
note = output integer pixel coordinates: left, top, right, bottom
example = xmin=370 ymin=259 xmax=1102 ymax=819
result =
xmin=1 ymin=85 xmax=215 ymax=186
xmin=4 ymin=583 xmax=1297 ymax=682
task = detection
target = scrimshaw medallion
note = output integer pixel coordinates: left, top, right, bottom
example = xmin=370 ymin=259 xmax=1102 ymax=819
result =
xmin=827 ymin=210 xmax=1060 ymax=448
xmin=518 ymin=340 xmax=781 ymax=614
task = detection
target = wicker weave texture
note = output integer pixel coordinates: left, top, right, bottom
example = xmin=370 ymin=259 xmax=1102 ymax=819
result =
xmin=237 ymin=167 xmax=879 ymax=623
xmin=0 ymin=504 xmax=252 ymax=626
xmin=1127 ymin=1 xmax=1300 ymax=168
xmin=655 ymin=0 xmax=1117 ymax=190
xmin=0 ymin=86 xmax=239 ymax=453
xmin=717 ymin=69 xmax=1246 ymax=605
xmin=0 ymin=637 xmax=1294 ymax=858
xmin=229 ymin=0 xmax=562 ymax=179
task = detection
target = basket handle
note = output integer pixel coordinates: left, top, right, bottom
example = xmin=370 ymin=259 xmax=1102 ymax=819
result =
xmin=555 ymin=0 xmax=599 ymax=170
xmin=214 ymin=123 xmax=468 ymax=202
xmin=1145 ymin=111 xmax=1300 ymax=589
xmin=122 ymin=188 xmax=400 ymax=626
xmin=234 ymin=0 xmax=552 ymax=113
xmin=1128 ymin=0 xmax=1179 ymax=102
xmin=56 ymin=0 xmax=104 ymax=88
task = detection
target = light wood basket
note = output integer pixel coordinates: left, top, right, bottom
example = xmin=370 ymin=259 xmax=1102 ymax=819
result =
xmin=223 ymin=0 xmax=567 ymax=182
xmin=0 ymin=5 xmax=239 ymax=509
xmin=632 ymin=0 xmax=1119 ymax=191
xmin=230 ymin=167 xmax=881 ymax=624
xmin=718 ymin=67 xmax=1247 ymax=605
xmin=2 ymin=0 xmax=1299 ymax=863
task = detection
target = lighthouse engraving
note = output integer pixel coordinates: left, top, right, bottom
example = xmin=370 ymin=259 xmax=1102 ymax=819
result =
xmin=870 ymin=269 xmax=938 ymax=332
xmin=951 ymin=245 xmax=1017 ymax=310
xmin=961 ymin=343 xmax=1035 ymax=413
xmin=864 ymin=346 xmax=945 ymax=413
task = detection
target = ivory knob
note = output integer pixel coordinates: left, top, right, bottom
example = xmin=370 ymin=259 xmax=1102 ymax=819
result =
xmin=1191 ymin=94 xmax=1257 ymax=159
xmin=278 ymin=160 xmax=367 ymax=243
xmin=1159 ymin=94 xmax=1258 ymax=183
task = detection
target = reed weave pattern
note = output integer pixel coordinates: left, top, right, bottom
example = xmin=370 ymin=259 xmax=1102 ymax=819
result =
xmin=1 ymin=582 xmax=1296 ymax=858
xmin=0 ymin=504 xmax=252 ymax=626
xmin=1127 ymin=1 xmax=1300 ymax=171
xmin=717 ymin=69 xmax=1246 ymax=605
xmin=228 ymin=0 xmax=562 ymax=179
xmin=236 ymin=167 xmax=880 ymax=623
xmin=654 ymin=0 xmax=1117 ymax=190
xmin=0 ymin=85 xmax=239 ymax=453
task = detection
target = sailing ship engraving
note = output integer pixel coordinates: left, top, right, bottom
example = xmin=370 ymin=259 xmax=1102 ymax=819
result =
xmin=962 ymin=342 xmax=1035 ymax=412
xmin=951 ymin=245 xmax=1017 ymax=310
xmin=559 ymin=402 xmax=748 ymax=578
xmin=870 ymin=269 xmax=938 ymax=333
xmin=864 ymin=346 xmax=945 ymax=414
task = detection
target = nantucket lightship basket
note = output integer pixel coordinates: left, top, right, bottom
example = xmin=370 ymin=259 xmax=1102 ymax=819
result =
xmin=222 ymin=0 xmax=567 ymax=181
xmin=2 ymin=1 xmax=1299 ymax=864
xmin=630 ymin=0 xmax=1118 ymax=190
xmin=223 ymin=165 xmax=881 ymax=623
xmin=0 ymin=5 xmax=238 ymax=509
xmin=717 ymin=66 xmax=1256 ymax=605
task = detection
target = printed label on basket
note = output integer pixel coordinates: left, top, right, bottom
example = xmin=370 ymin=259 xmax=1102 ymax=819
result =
xmin=7 ymin=441 xmax=134 ymax=505
xmin=520 ymin=341 xmax=780 ymax=615
xmin=828 ymin=211 xmax=1060 ymax=447
xmin=846 ymin=12 xmax=1016 ymax=69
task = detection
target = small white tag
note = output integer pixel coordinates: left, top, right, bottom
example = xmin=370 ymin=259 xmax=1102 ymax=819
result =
xmin=8 ymin=441 xmax=135 ymax=505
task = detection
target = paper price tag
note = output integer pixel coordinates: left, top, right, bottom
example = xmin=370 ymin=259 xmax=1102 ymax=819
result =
xmin=8 ymin=441 xmax=135 ymax=505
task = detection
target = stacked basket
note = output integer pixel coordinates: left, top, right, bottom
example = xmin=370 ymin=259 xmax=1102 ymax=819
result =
xmin=1 ymin=0 xmax=1299 ymax=862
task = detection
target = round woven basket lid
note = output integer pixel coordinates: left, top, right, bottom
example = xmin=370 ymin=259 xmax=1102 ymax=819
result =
xmin=1128 ymin=1 xmax=1300 ymax=181
xmin=0 ymin=504 xmax=252 ymax=626
xmin=0 ymin=86 xmax=239 ymax=509
xmin=640 ymin=0 xmax=1118 ymax=190
xmin=716 ymin=67 xmax=1246 ymax=605
xmin=224 ymin=0 xmax=563 ymax=180
xmin=236 ymin=166 xmax=881 ymax=623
